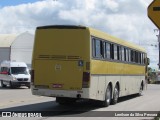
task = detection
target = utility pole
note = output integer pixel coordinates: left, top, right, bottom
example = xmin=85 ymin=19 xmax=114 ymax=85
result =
xmin=155 ymin=29 xmax=160 ymax=69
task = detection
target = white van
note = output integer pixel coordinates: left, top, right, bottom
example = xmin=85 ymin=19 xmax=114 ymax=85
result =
xmin=0 ymin=61 xmax=31 ymax=88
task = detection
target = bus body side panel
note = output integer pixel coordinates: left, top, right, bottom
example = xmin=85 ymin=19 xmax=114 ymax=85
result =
xmin=89 ymin=60 xmax=145 ymax=101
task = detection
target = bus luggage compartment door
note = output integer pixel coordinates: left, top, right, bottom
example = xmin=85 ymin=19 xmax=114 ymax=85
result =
xmin=34 ymin=60 xmax=83 ymax=90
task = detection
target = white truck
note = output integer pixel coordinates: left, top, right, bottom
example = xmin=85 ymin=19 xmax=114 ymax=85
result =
xmin=0 ymin=61 xmax=31 ymax=88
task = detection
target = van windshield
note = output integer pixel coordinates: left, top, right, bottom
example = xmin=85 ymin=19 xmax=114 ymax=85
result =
xmin=11 ymin=67 xmax=29 ymax=75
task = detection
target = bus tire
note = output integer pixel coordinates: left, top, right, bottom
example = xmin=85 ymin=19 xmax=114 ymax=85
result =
xmin=102 ymin=85 xmax=112 ymax=107
xmin=111 ymin=85 xmax=119 ymax=105
xmin=139 ymin=83 xmax=143 ymax=96
xmin=1 ymin=81 xmax=7 ymax=88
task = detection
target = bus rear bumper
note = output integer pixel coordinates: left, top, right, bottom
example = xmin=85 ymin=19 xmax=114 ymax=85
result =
xmin=31 ymin=86 xmax=90 ymax=99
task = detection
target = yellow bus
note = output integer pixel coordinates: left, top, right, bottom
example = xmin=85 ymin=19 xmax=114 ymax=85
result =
xmin=31 ymin=25 xmax=149 ymax=107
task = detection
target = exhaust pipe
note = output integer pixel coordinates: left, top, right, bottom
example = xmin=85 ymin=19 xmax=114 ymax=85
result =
xmin=77 ymin=94 xmax=81 ymax=99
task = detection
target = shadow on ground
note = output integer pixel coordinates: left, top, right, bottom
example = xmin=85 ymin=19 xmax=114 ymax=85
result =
xmin=0 ymin=94 xmax=141 ymax=117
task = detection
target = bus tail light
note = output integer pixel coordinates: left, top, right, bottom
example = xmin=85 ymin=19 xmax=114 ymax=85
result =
xmin=31 ymin=70 xmax=34 ymax=83
xmin=82 ymin=72 xmax=90 ymax=88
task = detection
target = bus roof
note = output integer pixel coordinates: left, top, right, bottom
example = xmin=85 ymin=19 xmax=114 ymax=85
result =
xmin=37 ymin=25 xmax=86 ymax=30
xmin=88 ymin=27 xmax=146 ymax=53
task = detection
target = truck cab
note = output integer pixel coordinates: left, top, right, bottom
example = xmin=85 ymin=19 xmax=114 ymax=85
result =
xmin=0 ymin=61 xmax=31 ymax=88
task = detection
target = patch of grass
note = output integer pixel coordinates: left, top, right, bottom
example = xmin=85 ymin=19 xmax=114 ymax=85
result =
xmin=150 ymin=80 xmax=156 ymax=84
xmin=148 ymin=79 xmax=156 ymax=84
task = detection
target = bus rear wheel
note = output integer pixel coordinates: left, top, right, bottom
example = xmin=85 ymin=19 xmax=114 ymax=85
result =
xmin=139 ymin=83 xmax=143 ymax=96
xmin=111 ymin=85 xmax=119 ymax=105
xmin=102 ymin=85 xmax=111 ymax=107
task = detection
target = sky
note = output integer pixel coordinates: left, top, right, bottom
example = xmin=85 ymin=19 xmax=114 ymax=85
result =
xmin=0 ymin=0 xmax=38 ymax=7
xmin=0 ymin=0 xmax=158 ymax=69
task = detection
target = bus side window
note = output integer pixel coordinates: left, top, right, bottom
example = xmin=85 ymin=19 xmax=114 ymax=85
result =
xmin=143 ymin=53 xmax=145 ymax=64
xmin=124 ymin=48 xmax=126 ymax=61
xmin=121 ymin=47 xmax=125 ymax=61
xmin=128 ymin=49 xmax=131 ymax=62
xmin=95 ymin=39 xmax=100 ymax=58
xmin=139 ymin=52 xmax=141 ymax=64
xmin=104 ymin=42 xmax=111 ymax=59
xmin=117 ymin=45 xmax=121 ymax=61
xmin=135 ymin=51 xmax=140 ymax=64
xmin=92 ymin=38 xmax=96 ymax=57
xmin=110 ymin=44 xmax=114 ymax=59
xmin=131 ymin=50 xmax=135 ymax=63
xmin=100 ymin=40 xmax=104 ymax=58
xmin=141 ymin=53 xmax=144 ymax=64
xmin=135 ymin=52 xmax=138 ymax=63
xmin=125 ymin=48 xmax=129 ymax=62
xmin=114 ymin=44 xmax=118 ymax=60
xmin=92 ymin=38 xmax=104 ymax=58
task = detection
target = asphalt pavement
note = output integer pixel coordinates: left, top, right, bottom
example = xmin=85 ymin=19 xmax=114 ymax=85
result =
xmin=0 ymin=83 xmax=160 ymax=120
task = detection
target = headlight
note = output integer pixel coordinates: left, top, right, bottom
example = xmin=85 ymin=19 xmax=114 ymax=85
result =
xmin=13 ymin=77 xmax=17 ymax=80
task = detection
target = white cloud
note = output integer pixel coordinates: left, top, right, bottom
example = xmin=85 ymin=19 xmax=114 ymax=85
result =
xmin=0 ymin=0 xmax=158 ymax=69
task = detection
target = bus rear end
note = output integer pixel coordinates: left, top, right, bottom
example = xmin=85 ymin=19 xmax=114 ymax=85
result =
xmin=31 ymin=25 xmax=91 ymax=103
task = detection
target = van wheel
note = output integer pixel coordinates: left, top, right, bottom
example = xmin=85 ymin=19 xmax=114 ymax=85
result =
xmin=27 ymin=85 xmax=31 ymax=89
xmin=111 ymin=85 xmax=119 ymax=105
xmin=9 ymin=82 xmax=14 ymax=89
xmin=1 ymin=81 xmax=7 ymax=88
xmin=102 ymin=85 xmax=112 ymax=107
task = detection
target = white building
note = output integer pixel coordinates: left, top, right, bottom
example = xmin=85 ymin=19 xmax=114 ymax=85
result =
xmin=0 ymin=32 xmax=34 ymax=68
xmin=11 ymin=32 xmax=34 ymax=68
xmin=0 ymin=34 xmax=17 ymax=63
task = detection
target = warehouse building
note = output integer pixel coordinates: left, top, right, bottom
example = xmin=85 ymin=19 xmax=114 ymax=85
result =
xmin=0 ymin=34 xmax=17 ymax=63
xmin=0 ymin=32 xmax=34 ymax=68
